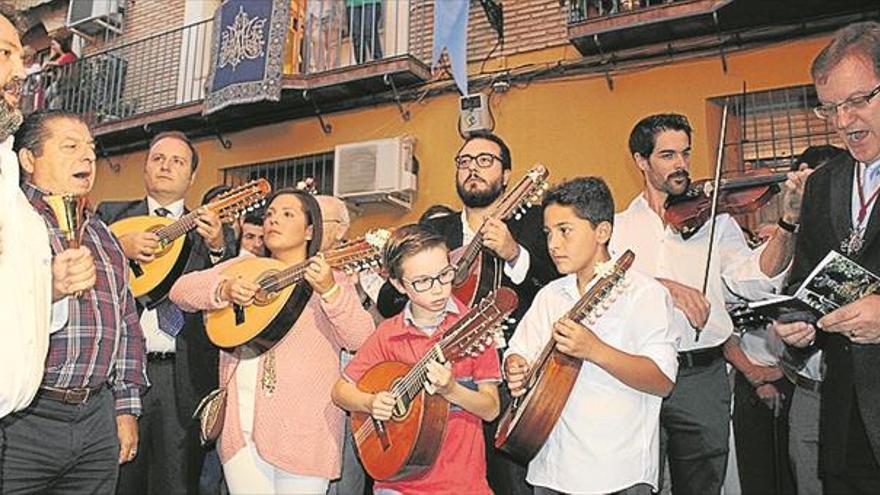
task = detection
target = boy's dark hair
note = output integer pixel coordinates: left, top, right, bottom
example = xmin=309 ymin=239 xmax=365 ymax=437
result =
xmin=543 ymin=176 xmax=615 ymax=228
xmin=792 ymin=144 xmax=845 ymax=171
xmin=242 ymin=210 xmax=264 ymax=226
xmin=419 ymin=204 xmax=456 ymax=224
xmin=457 ymin=131 xmax=512 ymax=171
xmin=628 ymin=113 xmax=692 ymax=158
xmin=149 ymin=131 xmax=199 ymax=172
xmin=13 ymin=110 xmax=86 ymax=156
xmin=382 ymin=223 xmax=448 ymax=281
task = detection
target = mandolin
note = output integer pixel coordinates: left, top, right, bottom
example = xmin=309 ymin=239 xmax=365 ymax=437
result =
xmin=494 ymin=250 xmax=634 ymax=463
xmin=205 ymin=229 xmax=391 ymax=352
xmin=110 ymin=179 xmax=271 ymax=307
xmin=351 ymin=287 xmax=518 ymax=481
xmin=451 ymin=165 xmax=549 ymax=306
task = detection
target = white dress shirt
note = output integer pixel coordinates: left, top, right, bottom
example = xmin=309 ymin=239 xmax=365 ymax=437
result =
xmin=0 ymin=137 xmax=59 ymax=417
xmin=850 ymin=158 xmax=880 ymax=230
xmin=610 ymin=195 xmax=787 ymax=351
xmin=141 ymin=197 xmax=185 ymax=353
xmin=506 ymin=269 xmax=680 ymax=494
xmin=460 ymin=210 xmax=530 ymax=285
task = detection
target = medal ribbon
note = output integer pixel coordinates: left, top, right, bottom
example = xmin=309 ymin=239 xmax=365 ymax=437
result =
xmin=856 ymin=163 xmax=880 ymax=226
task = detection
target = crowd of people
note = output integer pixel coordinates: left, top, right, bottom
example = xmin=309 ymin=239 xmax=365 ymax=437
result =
xmin=0 ymin=3 xmax=879 ymax=494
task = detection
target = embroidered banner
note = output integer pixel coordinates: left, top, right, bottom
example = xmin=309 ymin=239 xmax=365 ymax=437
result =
xmin=432 ymin=0 xmax=469 ymax=96
xmin=203 ymin=0 xmax=290 ymax=116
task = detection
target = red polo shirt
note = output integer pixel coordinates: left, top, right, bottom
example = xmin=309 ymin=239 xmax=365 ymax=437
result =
xmin=344 ymin=297 xmax=501 ymax=494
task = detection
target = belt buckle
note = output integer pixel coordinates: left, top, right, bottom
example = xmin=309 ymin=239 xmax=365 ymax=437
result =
xmin=64 ymin=388 xmax=89 ymax=404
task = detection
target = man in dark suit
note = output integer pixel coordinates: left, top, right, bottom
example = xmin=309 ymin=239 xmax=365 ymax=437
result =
xmin=774 ymin=22 xmax=880 ymax=494
xmin=96 ymin=131 xmax=232 ymax=494
xmin=379 ymin=131 xmax=558 ymax=495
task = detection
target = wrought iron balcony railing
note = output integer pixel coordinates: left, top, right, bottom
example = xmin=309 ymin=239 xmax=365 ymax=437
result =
xmin=22 ymin=1 xmax=431 ymax=127
xmin=568 ymin=0 xmax=687 ymax=24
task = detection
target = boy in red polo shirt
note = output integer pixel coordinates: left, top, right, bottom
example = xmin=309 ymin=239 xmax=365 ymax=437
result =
xmin=332 ymin=224 xmax=501 ymax=494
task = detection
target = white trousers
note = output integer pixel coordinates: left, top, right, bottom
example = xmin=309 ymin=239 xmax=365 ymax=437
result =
xmin=222 ymin=354 xmax=329 ymax=495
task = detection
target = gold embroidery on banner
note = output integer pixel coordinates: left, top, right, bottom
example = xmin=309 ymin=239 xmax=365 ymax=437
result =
xmin=219 ymin=6 xmax=268 ymax=71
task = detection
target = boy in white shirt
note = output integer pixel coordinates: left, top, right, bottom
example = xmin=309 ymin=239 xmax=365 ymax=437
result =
xmin=505 ymin=177 xmax=681 ymax=494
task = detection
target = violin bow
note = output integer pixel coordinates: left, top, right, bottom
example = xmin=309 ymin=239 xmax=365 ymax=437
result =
xmin=696 ymin=98 xmax=730 ymax=341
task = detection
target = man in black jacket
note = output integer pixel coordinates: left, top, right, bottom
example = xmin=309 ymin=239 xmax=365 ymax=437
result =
xmin=774 ymin=21 xmax=880 ymax=494
xmin=96 ymin=131 xmax=232 ymax=495
xmin=379 ymin=131 xmax=558 ymax=495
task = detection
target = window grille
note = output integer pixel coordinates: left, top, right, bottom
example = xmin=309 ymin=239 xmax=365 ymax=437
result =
xmin=222 ymin=151 xmax=335 ymax=194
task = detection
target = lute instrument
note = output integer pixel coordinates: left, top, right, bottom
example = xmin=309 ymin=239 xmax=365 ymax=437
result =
xmin=351 ymin=287 xmax=518 ymax=481
xmin=110 ymin=179 xmax=271 ymax=307
xmin=451 ymin=165 xmax=549 ymax=306
xmin=205 ymin=228 xmax=391 ymax=352
xmin=494 ymin=250 xmax=634 ymax=462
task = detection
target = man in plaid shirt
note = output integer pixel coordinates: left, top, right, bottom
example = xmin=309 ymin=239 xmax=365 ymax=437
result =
xmin=0 ymin=110 xmax=149 ymax=493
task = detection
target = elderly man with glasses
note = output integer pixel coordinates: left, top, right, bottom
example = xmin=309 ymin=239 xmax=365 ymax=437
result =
xmin=774 ymin=21 xmax=880 ymax=495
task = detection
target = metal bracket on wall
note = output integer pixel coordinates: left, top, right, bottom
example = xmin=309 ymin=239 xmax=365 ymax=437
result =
xmin=593 ymin=34 xmax=615 ymax=91
xmin=303 ymin=90 xmax=333 ymax=134
xmin=209 ymin=124 xmax=232 ymax=150
xmin=97 ymin=142 xmax=120 ymax=173
xmin=384 ymin=74 xmax=411 ymax=121
xmin=713 ymin=11 xmax=728 ymax=74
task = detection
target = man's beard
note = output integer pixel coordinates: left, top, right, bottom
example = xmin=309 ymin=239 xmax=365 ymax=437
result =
xmin=657 ymin=169 xmax=691 ymax=196
xmin=0 ymin=88 xmax=23 ymax=142
xmin=457 ymin=176 xmax=504 ymax=208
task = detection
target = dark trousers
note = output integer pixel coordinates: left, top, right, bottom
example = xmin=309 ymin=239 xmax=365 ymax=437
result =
xmin=732 ymin=371 xmax=795 ymax=495
xmin=348 ymin=3 xmax=383 ymax=63
xmin=660 ymin=357 xmax=730 ymax=495
xmin=328 ymin=417 xmax=369 ymax=495
xmin=0 ymin=386 xmax=118 ymax=494
xmin=823 ymin=473 xmax=880 ymax=495
xmin=117 ymin=358 xmax=203 ymax=495
xmin=484 ymin=374 xmax=532 ymax=495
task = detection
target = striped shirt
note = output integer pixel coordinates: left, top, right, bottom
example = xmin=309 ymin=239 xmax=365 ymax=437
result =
xmin=22 ymin=183 xmax=149 ymax=416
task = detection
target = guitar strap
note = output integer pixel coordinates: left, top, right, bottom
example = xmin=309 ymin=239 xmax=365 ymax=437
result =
xmin=247 ymin=189 xmax=324 ymax=354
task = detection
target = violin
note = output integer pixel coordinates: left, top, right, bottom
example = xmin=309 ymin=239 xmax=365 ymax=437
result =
xmin=664 ymin=171 xmax=789 ymax=239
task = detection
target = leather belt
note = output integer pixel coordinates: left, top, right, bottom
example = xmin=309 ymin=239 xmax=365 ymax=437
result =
xmin=147 ymin=352 xmax=176 ymax=361
xmin=678 ymin=346 xmax=724 ymax=369
xmin=38 ymin=385 xmax=105 ymax=405
xmin=794 ymin=373 xmax=822 ymax=393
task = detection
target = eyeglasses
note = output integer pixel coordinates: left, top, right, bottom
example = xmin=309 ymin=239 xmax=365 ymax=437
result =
xmin=402 ymin=265 xmax=456 ymax=293
xmin=813 ymin=83 xmax=880 ymax=120
xmin=454 ymin=153 xmax=501 ymax=170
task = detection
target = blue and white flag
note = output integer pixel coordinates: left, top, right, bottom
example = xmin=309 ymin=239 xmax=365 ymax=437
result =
xmin=203 ymin=0 xmax=289 ymax=115
xmin=432 ymin=0 xmax=469 ymax=96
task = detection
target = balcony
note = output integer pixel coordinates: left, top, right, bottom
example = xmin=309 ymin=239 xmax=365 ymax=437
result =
xmin=24 ymin=0 xmax=432 ymax=154
xmin=566 ymin=0 xmax=880 ymax=57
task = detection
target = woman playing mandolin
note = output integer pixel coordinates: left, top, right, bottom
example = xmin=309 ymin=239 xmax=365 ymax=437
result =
xmin=169 ymin=189 xmax=375 ymax=494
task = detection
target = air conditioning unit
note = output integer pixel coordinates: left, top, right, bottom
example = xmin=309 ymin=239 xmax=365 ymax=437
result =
xmin=67 ymin=0 xmax=123 ymax=36
xmin=333 ymin=136 xmax=417 ymax=210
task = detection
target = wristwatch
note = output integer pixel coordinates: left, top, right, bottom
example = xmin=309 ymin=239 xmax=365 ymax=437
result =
xmin=777 ymin=218 xmax=799 ymax=234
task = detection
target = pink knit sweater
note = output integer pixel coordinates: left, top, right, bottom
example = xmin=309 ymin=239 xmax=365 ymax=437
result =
xmin=170 ymin=258 xmax=374 ymax=478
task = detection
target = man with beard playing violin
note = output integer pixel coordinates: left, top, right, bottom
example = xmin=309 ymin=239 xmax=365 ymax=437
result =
xmin=609 ymin=113 xmax=812 ymax=495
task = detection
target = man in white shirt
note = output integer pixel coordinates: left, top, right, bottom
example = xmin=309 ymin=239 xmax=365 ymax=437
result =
xmin=610 ymin=113 xmax=811 ymax=494
xmin=506 ymin=177 xmax=680 ymax=494
xmin=0 ymin=8 xmax=93 ymax=419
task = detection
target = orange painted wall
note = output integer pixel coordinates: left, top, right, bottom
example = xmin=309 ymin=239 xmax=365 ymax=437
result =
xmin=89 ymin=34 xmax=832 ymax=237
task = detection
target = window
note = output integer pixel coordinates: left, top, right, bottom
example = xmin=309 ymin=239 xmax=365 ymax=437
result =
xmin=711 ymin=84 xmax=843 ymax=174
xmin=709 ymin=84 xmax=845 ymax=234
xmin=222 ymin=151 xmax=335 ymax=194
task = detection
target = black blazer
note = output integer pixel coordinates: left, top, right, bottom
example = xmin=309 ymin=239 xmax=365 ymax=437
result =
xmin=378 ymin=207 xmax=559 ymax=335
xmin=96 ymin=199 xmax=229 ymax=424
xmin=787 ymin=153 xmax=880 ymax=474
